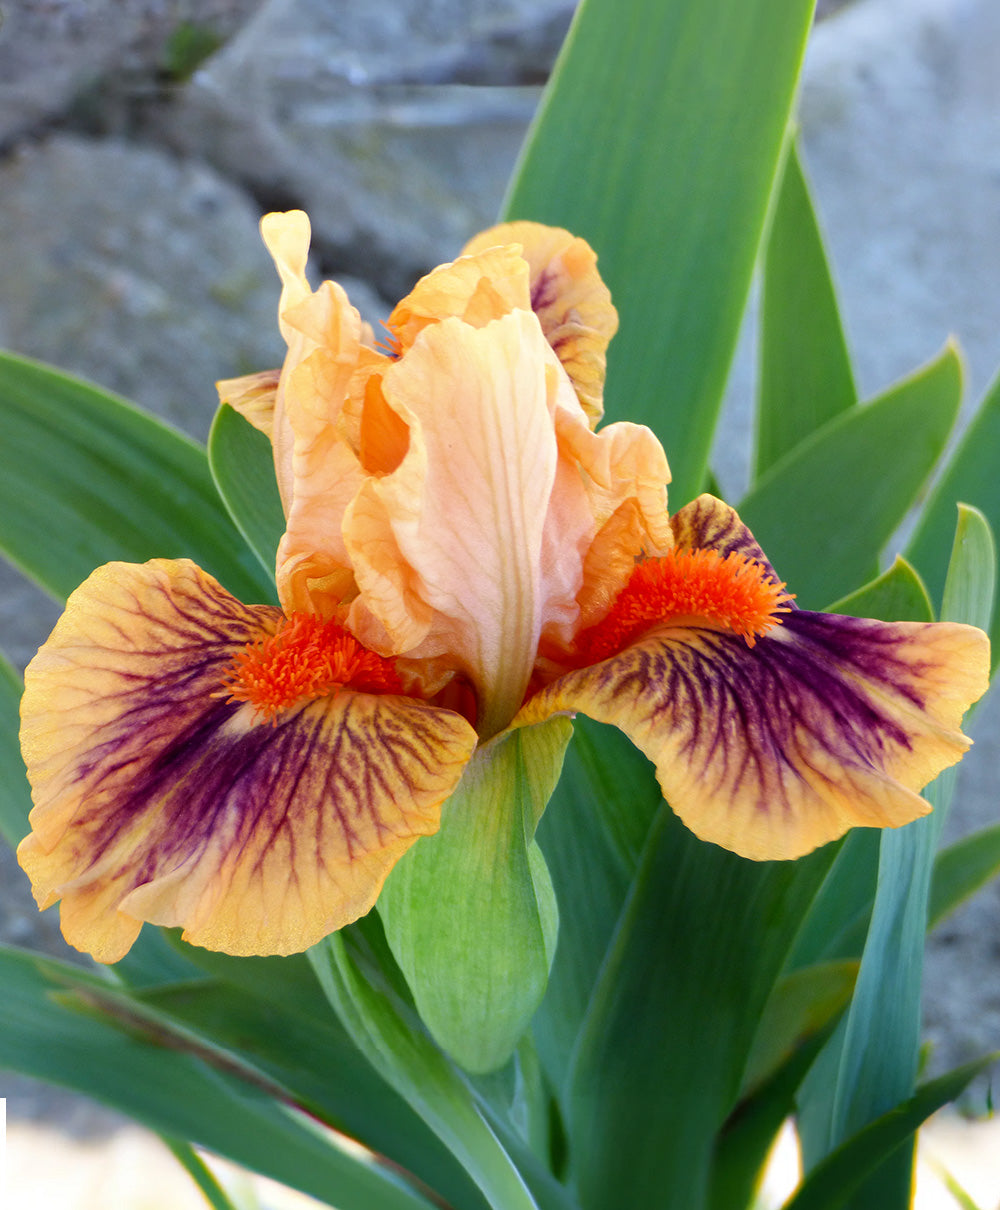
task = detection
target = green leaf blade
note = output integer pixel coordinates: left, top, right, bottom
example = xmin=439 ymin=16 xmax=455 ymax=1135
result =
xmin=566 ymin=807 xmax=836 ymax=1210
xmin=756 ymin=140 xmax=857 ymax=477
xmin=799 ymin=506 xmax=996 ymax=1205
xmin=0 ymin=947 xmax=437 ymax=1210
xmin=208 ymin=404 xmax=284 ymax=582
xmin=379 ymin=720 xmax=571 ymax=1075
xmin=907 ymin=373 xmax=1000 ymax=661
xmin=0 ymin=652 xmax=30 ymax=848
xmin=0 ymin=352 xmax=272 ymax=604
xmin=786 ymin=1058 xmax=996 ymax=1210
xmin=739 ymin=343 xmax=963 ymax=608
xmin=505 ymin=0 xmax=817 ymax=506
xmin=309 ymin=932 xmax=562 ymax=1210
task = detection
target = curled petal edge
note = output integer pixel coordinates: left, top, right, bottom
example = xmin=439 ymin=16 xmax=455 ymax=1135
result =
xmin=17 ymin=558 xmax=478 ymax=961
xmin=515 ymin=610 xmax=989 ymax=860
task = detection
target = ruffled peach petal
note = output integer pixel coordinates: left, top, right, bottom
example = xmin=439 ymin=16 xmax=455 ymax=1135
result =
xmin=271 ymin=281 xmax=367 ymax=617
xmin=260 ymin=210 xmax=314 ymax=345
xmin=332 ymin=356 xmax=410 ymax=477
xmin=462 ymin=222 xmax=618 ymax=425
xmin=215 ymin=368 xmax=281 ymax=438
xmin=345 ymin=311 xmax=562 ymax=736
xmin=550 ymin=411 xmax=673 ymax=639
xmin=17 ymin=559 xmax=477 ymax=961
xmin=518 ymin=611 xmax=989 ymax=861
xmin=387 ymin=245 xmax=531 ymax=353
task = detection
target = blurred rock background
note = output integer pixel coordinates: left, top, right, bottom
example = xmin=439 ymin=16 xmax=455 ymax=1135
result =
xmin=1 ymin=0 xmax=999 ymax=1190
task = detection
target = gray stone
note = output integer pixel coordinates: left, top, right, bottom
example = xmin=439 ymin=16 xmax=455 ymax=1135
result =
xmin=798 ymin=0 xmax=1000 ymax=409
xmin=158 ymin=0 xmax=574 ymax=292
xmin=0 ymin=0 xmax=265 ymax=146
xmin=0 ymin=134 xmax=286 ymax=438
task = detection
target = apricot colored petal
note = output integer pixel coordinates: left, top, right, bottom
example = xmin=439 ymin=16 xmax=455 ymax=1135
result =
xmin=345 ymin=311 xmax=560 ymax=737
xmin=260 ymin=210 xmax=314 ymax=344
xmin=215 ymin=368 xmax=281 ymax=438
xmin=388 ymin=244 xmax=531 ymax=352
xmin=463 ymin=221 xmax=618 ymax=425
xmin=518 ymin=611 xmax=988 ymax=860
xmin=258 ymin=212 xmax=369 ymax=610
xmin=273 ymin=280 xmax=367 ymax=616
xmin=551 ymin=413 xmax=673 ymax=640
xmin=17 ymin=559 xmax=477 ymax=961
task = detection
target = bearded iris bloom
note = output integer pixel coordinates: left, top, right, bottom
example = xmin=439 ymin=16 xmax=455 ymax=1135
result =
xmin=17 ymin=213 xmax=990 ymax=963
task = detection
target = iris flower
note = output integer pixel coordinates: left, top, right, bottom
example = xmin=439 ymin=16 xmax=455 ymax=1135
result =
xmin=17 ymin=213 xmax=989 ymax=963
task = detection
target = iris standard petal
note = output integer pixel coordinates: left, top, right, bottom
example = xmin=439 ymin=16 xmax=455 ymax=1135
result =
xmin=386 ymin=243 xmax=531 ymax=353
xmin=271 ymin=281 xmax=369 ymax=616
xmin=17 ymin=559 xmax=478 ymax=961
xmin=345 ymin=311 xmax=561 ymax=736
xmin=462 ymin=221 xmax=618 ymax=426
xmin=519 ymin=495 xmax=989 ymax=860
xmin=215 ymin=367 xmax=281 ymax=438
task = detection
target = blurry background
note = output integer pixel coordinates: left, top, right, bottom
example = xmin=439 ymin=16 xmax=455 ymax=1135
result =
xmin=1 ymin=0 xmax=999 ymax=1203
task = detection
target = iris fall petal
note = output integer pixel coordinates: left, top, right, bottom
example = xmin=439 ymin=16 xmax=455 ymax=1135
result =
xmin=17 ymin=559 xmax=477 ymax=961
xmin=519 ymin=496 xmax=990 ymax=860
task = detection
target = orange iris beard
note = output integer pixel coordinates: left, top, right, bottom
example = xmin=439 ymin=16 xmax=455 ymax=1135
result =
xmin=226 ymin=613 xmax=404 ymax=722
xmin=575 ymin=547 xmax=794 ymax=664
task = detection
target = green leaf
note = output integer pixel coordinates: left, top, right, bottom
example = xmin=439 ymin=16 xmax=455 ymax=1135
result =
xmin=208 ymin=404 xmax=284 ymax=583
xmin=756 ymin=139 xmax=857 ymax=478
xmin=566 ymin=805 xmax=836 ymax=1210
xmin=504 ymin=0 xmax=816 ymax=506
xmin=784 ymin=1057 xmax=997 ymax=1210
xmin=738 ymin=343 xmax=963 ymax=608
xmin=709 ymin=1021 xmax=838 ymax=1210
xmin=309 ymin=932 xmax=563 ymax=1210
xmin=787 ymin=558 xmax=936 ymax=972
xmin=788 ymin=832 xmax=878 ymax=968
xmin=141 ymin=974 xmax=489 ymax=1210
xmin=939 ymin=505 xmax=996 ymax=643
xmin=826 ymin=558 xmax=933 ymax=625
xmin=741 ymin=961 xmax=858 ymax=1098
xmin=531 ymin=717 xmax=661 ymax=1096
xmin=0 ymin=352 xmax=272 ymax=604
xmin=801 ymin=506 xmax=996 ymax=1205
xmin=378 ymin=719 xmax=571 ymax=1074
xmin=0 ymin=652 xmax=30 ymax=849
xmin=907 ymin=371 xmax=1000 ymax=662
xmin=788 ymin=819 xmax=1000 ymax=980
xmin=161 ymin=1137 xmax=242 ymax=1210
xmin=0 ymin=946 xmax=437 ymax=1210
xmin=929 ymin=821 xmax=1000 ymax=932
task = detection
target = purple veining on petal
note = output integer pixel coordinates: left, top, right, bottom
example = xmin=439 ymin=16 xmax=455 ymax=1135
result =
xmin=530 ymin=267 xmax=559 ymax=313
xmin=607 ymin=614 xmax=914 ymax=780
xmin=670 ymin=495 xmax=794 ymax=602
xmin=19 ymin=558 xmax=478 ymax=957
xmin=566 ymin=604 xmax=973 ymax=850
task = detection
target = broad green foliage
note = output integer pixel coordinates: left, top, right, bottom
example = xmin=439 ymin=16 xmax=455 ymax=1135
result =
xmin=1 ymin=0 xmax=998 ymax=1207
xmin=506 ymin=0 xmax=816 ymax=507
xmin=739 ymin=345 xmax=962 ymax=609
xmin=0 ymin=947 xmax=438 ymax=1210
xmin=908 ymin=374 xmax=1000 ymax=664
xmin=208 ymin=404 xmax=284 ymax=587
xmin=0 ymin=352 xmax=270 ymax=604
xmin=756 ymin=139 xmax=857 ymax=477
xmin=0 ymin=653 xmax=29 ymax=848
